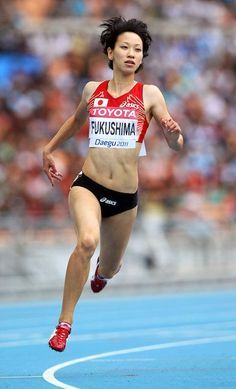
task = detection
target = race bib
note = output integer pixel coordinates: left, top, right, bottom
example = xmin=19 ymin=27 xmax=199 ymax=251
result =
xmin=89 ymin=107 xmax=138 ymax=149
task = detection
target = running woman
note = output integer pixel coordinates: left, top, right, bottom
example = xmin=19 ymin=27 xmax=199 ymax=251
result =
xmin=43 ymin=16 xmax=184 ymax=352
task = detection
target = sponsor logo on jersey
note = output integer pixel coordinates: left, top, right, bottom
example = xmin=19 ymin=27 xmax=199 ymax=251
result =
xmin=90 ymin=107 xmax=137 ymax=119
xmin=120 ymin=101 xmax=139 ymax=109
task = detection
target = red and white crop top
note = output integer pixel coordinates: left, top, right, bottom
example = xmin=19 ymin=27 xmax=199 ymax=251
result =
xmin=87 ymin=80 xmax=149 ymax=152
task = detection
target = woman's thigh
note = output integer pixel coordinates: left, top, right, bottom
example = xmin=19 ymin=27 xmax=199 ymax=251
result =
xmin=99 ymin=206 xmax=137 ymax=267
xmin=68 ymin=186 xmax=101 ymax=242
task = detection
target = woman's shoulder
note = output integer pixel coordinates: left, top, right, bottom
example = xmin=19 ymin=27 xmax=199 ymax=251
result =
xmin=84 ymin=80 xmax=107 ymax=101
xmin=143 ymin=84 xmax=164 ymax=101
xmin=143 ymin=83 xmax=162 ymax=94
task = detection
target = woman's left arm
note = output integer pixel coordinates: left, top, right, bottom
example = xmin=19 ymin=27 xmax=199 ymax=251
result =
xmin=145 ymin=85 xmax=184 ymax=151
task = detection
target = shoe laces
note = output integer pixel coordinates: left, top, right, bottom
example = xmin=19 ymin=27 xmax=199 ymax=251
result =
xmin=55 ymin=325 xmax=70 ymax=343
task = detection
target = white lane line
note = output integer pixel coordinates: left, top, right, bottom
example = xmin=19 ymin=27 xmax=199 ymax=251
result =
xmin=88 ymin=358 xmax=155 ymax=362
xmin=0 ymin=375 xmax=41 ymax=379
xmin=43 ymin=334 xmax=236 ymax=389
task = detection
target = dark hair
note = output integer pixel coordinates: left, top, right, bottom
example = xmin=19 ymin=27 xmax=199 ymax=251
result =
xmin=100 ymin=16 xmax=152 ymax=73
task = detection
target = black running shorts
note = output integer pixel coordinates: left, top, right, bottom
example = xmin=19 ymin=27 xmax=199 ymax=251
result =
xmin=71 ymin=172 xmax=138 ymax=218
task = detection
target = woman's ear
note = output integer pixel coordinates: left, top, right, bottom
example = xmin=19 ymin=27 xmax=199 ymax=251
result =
xmin=107 ymin=47 xmax=113 ymax=61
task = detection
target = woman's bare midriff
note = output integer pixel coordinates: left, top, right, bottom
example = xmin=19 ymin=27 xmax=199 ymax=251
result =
xmin=82 ymin=143 xmax=142 ymax=193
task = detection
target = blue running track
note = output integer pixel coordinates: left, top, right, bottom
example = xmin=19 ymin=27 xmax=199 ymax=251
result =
xmin=0 ymin=289 xmax=236 ymax=388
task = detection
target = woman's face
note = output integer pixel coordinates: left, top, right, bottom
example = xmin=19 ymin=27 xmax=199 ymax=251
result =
xmin=108 ymin=32 xmax=143 ymax=74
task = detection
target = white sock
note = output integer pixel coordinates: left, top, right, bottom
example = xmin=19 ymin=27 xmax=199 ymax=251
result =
xmin=59 ymin=321 xmax=71 ymax=329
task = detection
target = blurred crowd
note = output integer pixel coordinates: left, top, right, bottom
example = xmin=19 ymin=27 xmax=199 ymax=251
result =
xmin=0 ymin=0 xmax=236 ymax=232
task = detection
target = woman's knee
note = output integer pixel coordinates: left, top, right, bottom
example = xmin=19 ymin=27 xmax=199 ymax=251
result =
xmin=80 ymin=232 xmax=99 ymax=254
xmin=75 ymin=232 xmax=99 ymax=257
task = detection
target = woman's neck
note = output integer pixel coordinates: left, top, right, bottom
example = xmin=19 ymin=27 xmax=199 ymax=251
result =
xmin=108 ymin=77 xmax=136 ymax=96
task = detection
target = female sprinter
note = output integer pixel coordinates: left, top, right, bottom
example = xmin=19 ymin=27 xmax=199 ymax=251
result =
xmin=43 ymin=16 xmax=184 ymax=352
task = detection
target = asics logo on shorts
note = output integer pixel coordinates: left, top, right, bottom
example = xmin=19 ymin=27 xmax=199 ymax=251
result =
xmin=100 ymin=197 xmax=117 ymax=206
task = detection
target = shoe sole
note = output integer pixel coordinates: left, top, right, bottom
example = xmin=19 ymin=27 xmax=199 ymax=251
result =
xmin=90 ymin=280 xmax=107 ymax=293
xmin=48 ymin=342 xmax=65 ymax=352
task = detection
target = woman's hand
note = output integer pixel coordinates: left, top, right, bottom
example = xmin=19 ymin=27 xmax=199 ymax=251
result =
xmin=161 ymin=117 xmax=183 ymax=151
xmin=43 ymin=150 xmax=62 ymax=186
xmin=161 ymin=118 xmax=181 ymax=134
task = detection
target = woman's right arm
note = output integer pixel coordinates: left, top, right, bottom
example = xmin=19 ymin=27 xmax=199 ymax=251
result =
xmin=43 ymin=82 xmax=95 ymax=186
